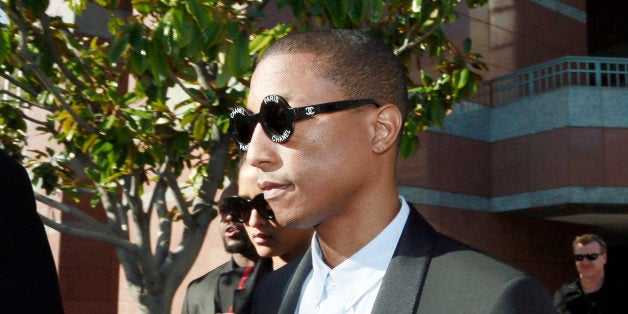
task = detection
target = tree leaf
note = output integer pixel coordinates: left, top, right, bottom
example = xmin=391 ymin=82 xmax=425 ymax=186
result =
xmin=400 ymin=133 xmax=419 ymax=159
xmin=457 ymin=67 xmax=470 ymax=89
xmin=249 ymin=33 xmax=274 ymax=55
xmin=325 ymin=0 xmax=347 ymax=27
xmin=108 ymin=32 xmax=130 ymax=63
xmin=370 ymin=0 xmax=383 ymax=22
xmin=0 ymin=28 xmax=8 ymax=65
xmin=132 ymin=0 xmax=153 ymax=15
xmin=348 ymin=0 xmax=367 ymax=24
xmin=225 ymin=24 xmax=250 ymax=77
xmin=463 ymin=38 xmax=472 ymax=53
xmin=147 ymin=35 xmax=169 ymax=84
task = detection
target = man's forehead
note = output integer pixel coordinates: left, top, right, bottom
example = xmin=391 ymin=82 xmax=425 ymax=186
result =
xmin=574 ymin=242 xmax=601 ymax=251
xmin=247 ymin=53 xmax=319 ymax=108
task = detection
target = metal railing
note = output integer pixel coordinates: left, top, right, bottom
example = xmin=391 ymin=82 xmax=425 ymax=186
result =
xmin=494 ymin=56 xmax=628 ymax=105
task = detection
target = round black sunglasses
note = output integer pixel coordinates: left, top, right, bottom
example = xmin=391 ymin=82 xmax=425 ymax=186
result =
xmin=218 ymin=193 xmax=275 ymax=223
xmin=228 ymin=94 xmax=379 ymax=151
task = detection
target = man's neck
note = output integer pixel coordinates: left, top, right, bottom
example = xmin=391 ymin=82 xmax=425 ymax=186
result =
xmin=316 ymin=195 xmax=401 ymax=268
xmin=580 ymin=273 xmax=604 ymax=293
xmin=232 ymin=253 xmax=257 ymax=268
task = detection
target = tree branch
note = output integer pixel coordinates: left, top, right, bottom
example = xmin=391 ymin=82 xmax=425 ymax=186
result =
xmin=159 ymin=205 xmax=216 ymax=302
xmin=122 ymin=173 xmax=149 ymax=250
xmin=39 ymin=214 xmax=136 ymax=253
xmin=35 ymin=192 xmax=116 ymax=236
xmin=163 ymin=168 xmax=192 ymax=225
xmin=153 ymin=180 xmax=172 ymax=268
xmin=95 ymin=184 xmax=128 ymax=237
xmin=20 ymin=111 xmax=48 ymax=126
xmin=115 ymin=247 xmax=143 ymax=286
xmin=40 ymin=15 xmax=88 ymax=90
xmin=0 ymin=71 xmax=40 ymax=97
xmin=120 ymin=172 xmax=163 ymax=294
xmin=195 ymin=128 xmax=230 ymax=206
xmin=0 ymin=90 xmax=52 ymax=112
xmin=171 ymin=73 xmax=212 ymax=107
xmin=394 ymin=25 xmax=439 ymax=56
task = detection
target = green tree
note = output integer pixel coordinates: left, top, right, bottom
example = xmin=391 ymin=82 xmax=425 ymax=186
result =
xmin=0 ymin=0 xmax=487 ymax=312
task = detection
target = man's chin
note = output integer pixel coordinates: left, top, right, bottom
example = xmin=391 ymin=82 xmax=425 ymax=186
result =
xmin=224 ymin=240 xmax=249 ymax=253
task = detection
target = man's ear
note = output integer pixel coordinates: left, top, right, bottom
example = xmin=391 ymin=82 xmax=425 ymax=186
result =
xmin=372 ymin=104 xmax=402 ymax=154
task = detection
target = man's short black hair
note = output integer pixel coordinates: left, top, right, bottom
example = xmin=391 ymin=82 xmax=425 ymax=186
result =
xmin=259 ymin=29 xmax=408 ymax=118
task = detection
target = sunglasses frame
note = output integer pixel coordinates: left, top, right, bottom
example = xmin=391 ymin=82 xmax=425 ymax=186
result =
xmin=218 ymin=193 xmax=275 ymax=223
xmin=229 ymin=94 xmax=379 ymax=151
xmin=574 ymin=253 xmax=601 ymax=261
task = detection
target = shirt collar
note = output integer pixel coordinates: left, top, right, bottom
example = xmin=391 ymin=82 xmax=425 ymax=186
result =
xmin=308 ymin=197 xmax=410 ymax=309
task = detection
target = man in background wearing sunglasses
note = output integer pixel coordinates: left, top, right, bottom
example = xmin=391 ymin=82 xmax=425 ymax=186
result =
xmin=182 ymin=181 xmax=272 ymax=314
xmin=238 ymin=29 xmax=554 ymax=313
xmin=554 ymin=234 xmax=627 ymax=313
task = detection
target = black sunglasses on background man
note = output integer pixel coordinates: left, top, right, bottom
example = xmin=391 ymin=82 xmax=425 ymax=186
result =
xmin=574 ymin=253 xmax=602 ymax=261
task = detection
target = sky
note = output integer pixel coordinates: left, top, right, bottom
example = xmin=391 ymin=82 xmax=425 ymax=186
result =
xmin=0 ymin=9 xmax=7 ymax=24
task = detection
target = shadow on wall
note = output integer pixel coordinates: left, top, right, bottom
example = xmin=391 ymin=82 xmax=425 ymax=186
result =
xmin=414 ymin=204 xmax=598 ymax=293
xmin=606 ymin=243 xmax=628 ymax=285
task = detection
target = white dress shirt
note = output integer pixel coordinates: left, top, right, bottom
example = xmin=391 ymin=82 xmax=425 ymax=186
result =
xmin=296 ymin=197 xmax=410 ymax=313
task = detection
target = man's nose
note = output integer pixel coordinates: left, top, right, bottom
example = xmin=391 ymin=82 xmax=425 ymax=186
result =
xmin=220 ymin=212 xmax=233 ymax=222
xmin=246 ymin=124 xmax=274 ymax=169
xmin=247 ymin=209 xmax=265 ymax=227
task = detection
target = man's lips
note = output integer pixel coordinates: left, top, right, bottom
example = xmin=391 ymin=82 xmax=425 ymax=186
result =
xmin=252 ymin=232 xmax=274 ymax=244
xmin=258 ymin=180 xmax=291 ymax=199
xmin=224 ymin=226 xmax=241 ymax=238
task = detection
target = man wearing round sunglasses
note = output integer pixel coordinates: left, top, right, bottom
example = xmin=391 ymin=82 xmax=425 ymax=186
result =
xmin=554 ymin=234 xmax=627 ymax=313
xmin=240 ymin=30 xmax=553 ymax=313
xmin=182 ymin=182 xmax=272 ymax=314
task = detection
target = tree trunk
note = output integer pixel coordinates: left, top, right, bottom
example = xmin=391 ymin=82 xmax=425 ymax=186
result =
xmin=134 ymin=289 xmax=170 ymax=314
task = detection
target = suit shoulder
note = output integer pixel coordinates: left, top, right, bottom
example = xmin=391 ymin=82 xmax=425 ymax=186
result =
xmin=187 ymin=261 xmax=231 ymax=290
xmin=431 ymin=233 xmax=524 ymax=278
xmin=420 ymin=233 xmax=553 ymax=313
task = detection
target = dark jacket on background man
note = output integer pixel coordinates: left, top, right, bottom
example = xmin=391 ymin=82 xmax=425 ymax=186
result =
xmin=183 ymin=257 xmax=272 ymax=314
xmin=554 ymin=277 xmax=628 ymax=313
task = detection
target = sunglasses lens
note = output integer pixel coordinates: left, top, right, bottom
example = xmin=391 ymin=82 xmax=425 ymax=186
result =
xmin=264 ymin=102 xmax=288 ymax=134
xmin=252 ymin=194 xmax=275 ymax=220
xmin=230 ymin=113 xmax=254 ymax=147
xmin=260 ymin=97 xmax=294 ymax=143
xmin=575 ymin=253 xmax=600 ymax=261
xmin=220 ymin=197 xmax=251 ymax=223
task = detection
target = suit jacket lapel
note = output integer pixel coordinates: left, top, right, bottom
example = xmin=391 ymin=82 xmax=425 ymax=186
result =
xmin=278 ymin=248 xmax=313 ymax=314
xmin=371 ymin=206 xmax=435 ymax=314
xmin=275 ymin=205 xmax=435 ymax=314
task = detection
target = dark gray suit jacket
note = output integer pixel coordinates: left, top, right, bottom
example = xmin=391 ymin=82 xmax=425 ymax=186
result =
xmin=183 ymin=257 xmax=272 ymax=314
xmin=253 ymin=205 xmax=554 ymax=313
